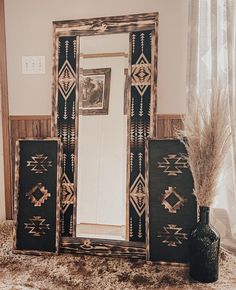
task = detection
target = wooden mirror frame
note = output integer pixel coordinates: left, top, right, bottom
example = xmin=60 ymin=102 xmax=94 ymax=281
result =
xmin=51 ymin=12 xmax=158 ymax=258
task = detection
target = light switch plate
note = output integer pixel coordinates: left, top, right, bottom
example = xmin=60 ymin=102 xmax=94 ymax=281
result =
xmin=22 ymin=56 xmax=45 ymax=74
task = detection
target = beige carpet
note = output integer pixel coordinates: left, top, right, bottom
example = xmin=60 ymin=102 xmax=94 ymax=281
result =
xmin=0 ymin=221 xmax=236 ymax=290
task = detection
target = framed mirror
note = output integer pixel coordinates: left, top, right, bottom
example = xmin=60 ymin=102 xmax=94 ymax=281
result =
xmin=52 ymin=12 xmax=158 ymax=257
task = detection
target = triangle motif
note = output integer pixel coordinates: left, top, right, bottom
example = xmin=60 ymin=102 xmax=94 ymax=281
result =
xmin=130 ymin=173 xmax=146 ymax=217
xmin=58 ymin=60 xmax=76 ymax=100
xmin=131 ymin=53 xmax=151 ymax=96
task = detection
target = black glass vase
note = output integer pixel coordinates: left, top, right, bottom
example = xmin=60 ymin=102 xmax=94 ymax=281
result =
xmin=189 ymin=206 xmax=220 ymax=283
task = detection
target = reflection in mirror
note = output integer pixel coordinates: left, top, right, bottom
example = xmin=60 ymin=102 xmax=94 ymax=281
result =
xmin=76 ymin=33 xmax=129 ymax=240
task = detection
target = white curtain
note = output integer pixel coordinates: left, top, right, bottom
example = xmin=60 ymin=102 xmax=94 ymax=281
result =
xmin=187 ymin=0 xmax=236 ymax=254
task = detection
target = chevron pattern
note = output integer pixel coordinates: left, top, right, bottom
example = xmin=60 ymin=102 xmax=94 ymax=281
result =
xmin=57 ymin=36 xmax=77 ymax=236
xmin=129 ymin=30 xmax=152 ymax=242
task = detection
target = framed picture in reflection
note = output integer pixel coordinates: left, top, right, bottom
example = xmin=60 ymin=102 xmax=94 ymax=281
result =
xmin=79 ymin=68 xmax=111 ymax=115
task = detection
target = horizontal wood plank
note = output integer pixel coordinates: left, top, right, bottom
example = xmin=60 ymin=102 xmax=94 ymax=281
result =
xmin=156 ymin=114 xmax=183 ymax=139
xmin=61 ymin=237 xmax=146 ymax=259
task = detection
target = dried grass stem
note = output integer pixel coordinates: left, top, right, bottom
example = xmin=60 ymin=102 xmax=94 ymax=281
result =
xmin=178 ymin=92 xmax=231 ymax=207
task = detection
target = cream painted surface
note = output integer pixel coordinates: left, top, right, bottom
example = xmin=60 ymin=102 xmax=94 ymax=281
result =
xmin=77 ymin=34 xmax=128 ymax=239
xmin=5 ymin=0 xmax=188 ymax=115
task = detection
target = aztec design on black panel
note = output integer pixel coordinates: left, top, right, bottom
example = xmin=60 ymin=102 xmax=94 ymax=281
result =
xmin=24 ymin=216 xmax=50 ymax=237
xmin=130 ymin=173 xmax=146 ymax=217
xmin=57 ymin=36 xmax=77 ymax=236
xmin=26 ymin=182 xmax=51 ymax=207
xmin=58 ymin=60 xmax=76 ymax=101
xmin=27 ymin=154 xmax=52 ymax=174
xmin=61 ymin=173 xmax=75 ymax=214
xmin=158 ymin=154 xmax=188 ymax=176
xmin=162 ymin=186 xmax=187 ymax=214
xmin=157 ymin=224 xmax=188 ymax=247
xmin=129 ymin=30 xmax=152 ymax=242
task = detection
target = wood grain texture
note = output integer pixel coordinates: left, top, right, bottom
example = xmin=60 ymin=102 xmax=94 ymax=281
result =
xmin=156 ymin=114 xmax=184 ymax=139
xmin=61 ymin=237 xmax=146 ymax=259
xmin=145 ymin=138 xmax=197 ymax=264
xmin=13 ymin=138 xmax=62 ymax=255
xmin=51 ymin=13 xmax=159 ymax=242
xmin=53 ymin=12 xmax=159 ymax=36
xmin=10 ymin=116 xmax=51 ymax=199
xmin=0 ymin=0 xmax=11 ymax=219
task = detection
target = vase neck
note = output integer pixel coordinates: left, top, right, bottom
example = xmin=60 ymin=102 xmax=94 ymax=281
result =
xmin=199 ymin=206 xmax=210 ymax=224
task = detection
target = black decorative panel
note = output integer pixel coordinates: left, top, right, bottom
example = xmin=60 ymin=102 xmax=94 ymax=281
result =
xmin=57 ymin=36 xmax=77 ymax=236
xmin=146 ymin=139 xmax=197 ymax=263
xmin=14 ymin=139 xmax=62 ymax=254
xmin=129 ymin=30 xmax=152 ymax=242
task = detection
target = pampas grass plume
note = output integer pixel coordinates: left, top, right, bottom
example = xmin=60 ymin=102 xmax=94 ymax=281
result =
xmin=177 ymin=91 xmax=231 ymax=207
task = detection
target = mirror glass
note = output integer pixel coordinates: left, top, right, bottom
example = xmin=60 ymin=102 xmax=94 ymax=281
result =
xmin=76 ymin=33 xmax=129 ymax=240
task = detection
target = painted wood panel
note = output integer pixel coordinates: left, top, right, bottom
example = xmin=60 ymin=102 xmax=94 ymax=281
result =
xmin=13 ymin=138 xmax=62 ymax=255
xmin=10 ymin=116 xmax=51 ymax=199
xmin=52 ymin=13 xmax=159 ymax=241
xmin=146 ymin=139 xmax=197 ymax=263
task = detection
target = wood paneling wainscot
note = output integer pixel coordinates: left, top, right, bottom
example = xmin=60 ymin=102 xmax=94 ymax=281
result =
xmin=156 ymin=114 xmax=184 ymax=139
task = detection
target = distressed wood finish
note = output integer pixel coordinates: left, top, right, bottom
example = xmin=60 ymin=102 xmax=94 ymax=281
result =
xmin=0 ymin=0 xmax=11 ymax=219
xmin=53 ymin=13 xmax=158 ymax=36
xmin=13 ymin=138 xmax=62 ymax=255
xmin=128 ymin=29 xmax=155 ymax=241
xmin=145 ymin=138 xmax=150 ymax=261
xmin=10 ymin=116 xmax=51 ymax=198
xmin=61 ymin=237 xmax=146 ymax=259
xmin=12 ymin=249 xmax=59 ymax=256
xmin=145 ymin=138 xmax=197 ymax=264
xmin=156 ymin=114 xmax=184 ymax=139
xmin=51 ymin=12 xmax=159 ymax=253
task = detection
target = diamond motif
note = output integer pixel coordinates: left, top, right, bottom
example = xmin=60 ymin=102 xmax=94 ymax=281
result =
xmin=130 ymin=173 xmax=146 ymax=217
xmin=27 ymin=154 xmax=52 ymax=174
xmin=158 ymin=154 xmax=188 ymax=176
xmin=157 ymin=224 xmax=188 ymax=247
xmin=61 ymin=173 xmax=75 ymax=214
xmin=58 ymin=60 xmax=76 ymax=100
xmin=131 ymin=53 xmax=151 ymax=96
xmin=26 ymin=183 xmax=51 ymax=207
xmin=24 ymin=216 xmax=50 ymax=237
xmin=162 ymin=187 xmax=186 ymax=213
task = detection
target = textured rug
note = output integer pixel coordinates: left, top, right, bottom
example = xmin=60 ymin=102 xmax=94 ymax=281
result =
xmin=0 ymin=221 xmax=236 ymax=290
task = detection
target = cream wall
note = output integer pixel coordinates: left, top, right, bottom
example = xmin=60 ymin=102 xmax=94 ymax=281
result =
xmin=5 ymin=0 xmax=188 ymax=115
xmin=2 ymin=0 xmax=189 ymax=220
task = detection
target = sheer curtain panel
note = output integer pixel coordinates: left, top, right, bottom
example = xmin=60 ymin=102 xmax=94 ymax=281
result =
xmin=187 ymin=0 xmax=236 ymax=254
